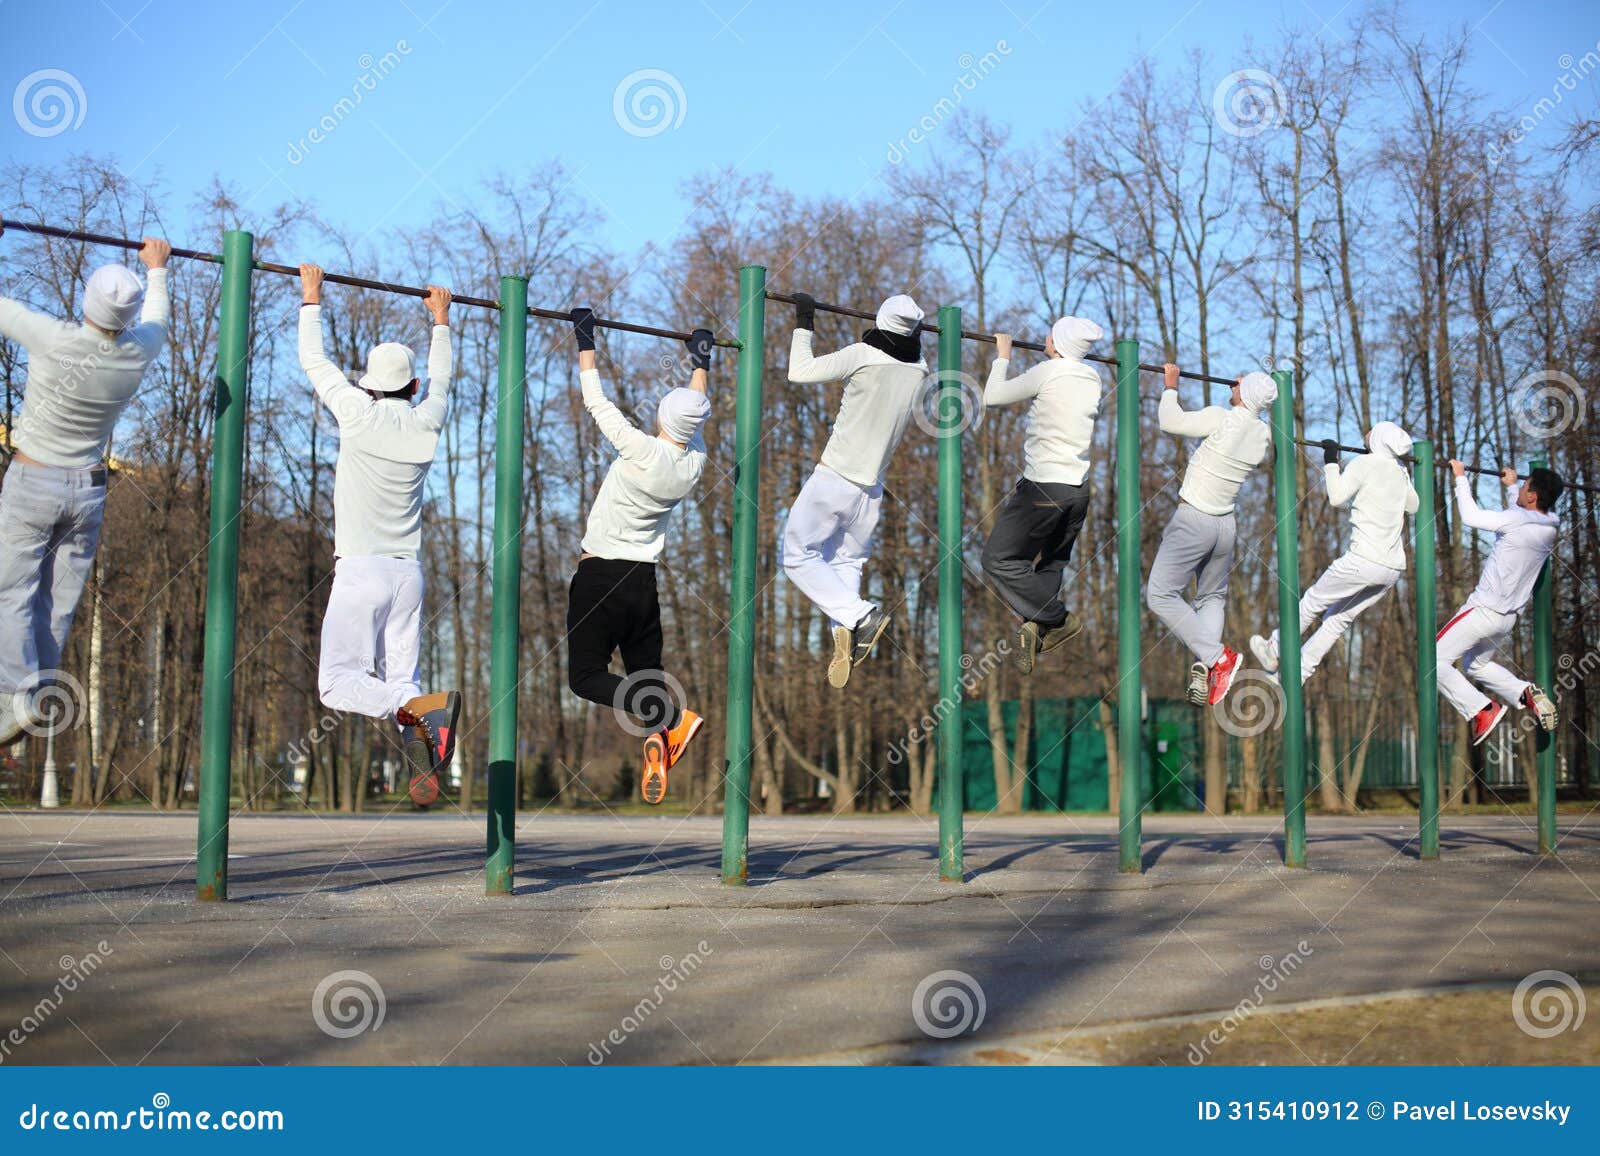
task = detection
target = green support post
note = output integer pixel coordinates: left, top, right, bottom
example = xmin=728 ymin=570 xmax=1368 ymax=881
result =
xmin=1115 ymin=340 xmax=1142 ymax=873
xmin=1413 ymin=441 xmax=1440 ymax=859
xmin=485 ymin=276 xmax=527 ymax=896
xmin=1531 ymin=457 xmax=1557 ymax=855
xmin=721 ymin=266 xmax=765 ymax=886
xmin=195 ymin=230 xmax=253 ymax=902
xmin=1271 ymin=368 xmax=1307 ymax=868
xmin=937 ymin=306 xmax=965 ymax=883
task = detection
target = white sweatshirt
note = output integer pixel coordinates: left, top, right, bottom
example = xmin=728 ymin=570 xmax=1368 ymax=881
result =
xmin=983 ymin=356 xmax=1102 ymax=486
xmin=1456 ymin=478 xmax=1559 ymax=615
xmin=1159 ymin=392 xmax=1272 ymax=516
xmin=1324 ymin=449 xmax=1418 ymax=570
xmin=580 ymin=369 xmax=707 ymax=563
xmin=0 ymin=268 xmax=169 ymax=468
xmin=788 ymin=331 xmax=925 ymax=488
xmin=299 ymin=305 xmax=450 ymax=559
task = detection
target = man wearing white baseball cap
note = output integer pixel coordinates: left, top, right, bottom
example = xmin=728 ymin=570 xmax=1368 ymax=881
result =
xmin=0 ymin=227 xmax=171 ymax=746
xmin=981 ymin=315 xmax=1106 ymax=674
xmin=297 ymin=263 xmax=460 ymax=806
xmin=783 ymin=290 xmax=926 ymax=689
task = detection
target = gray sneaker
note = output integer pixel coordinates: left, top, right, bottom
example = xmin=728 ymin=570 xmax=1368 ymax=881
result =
xmin=849 ymin=608 xmax=890 ymax=667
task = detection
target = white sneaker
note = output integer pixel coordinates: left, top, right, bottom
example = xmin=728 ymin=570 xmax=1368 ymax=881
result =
xmin=0 ymin=695 xmax=22 ymax=748
xmin=1186 ymin=662 xmax=1208 ymax=706
xmin=1249 ymin=634 xmax=1279 ymax=674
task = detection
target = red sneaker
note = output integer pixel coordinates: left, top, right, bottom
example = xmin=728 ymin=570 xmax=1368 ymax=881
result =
xmin=1470 ymin=702 xmax=1507 ymax=746
xmin=1207 ymin=646 xmax=1242 ymax=706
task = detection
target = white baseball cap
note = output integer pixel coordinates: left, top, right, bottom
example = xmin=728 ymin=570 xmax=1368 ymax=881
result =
xmin=359 ymin=342 xmax=416 ymax=392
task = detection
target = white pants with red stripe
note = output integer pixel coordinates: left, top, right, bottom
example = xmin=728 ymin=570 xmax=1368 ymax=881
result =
xmin=1435 ymin=603 xmax=1529 ymax=720
xmin=1269 ymin=551 xmax=1402 ymax=682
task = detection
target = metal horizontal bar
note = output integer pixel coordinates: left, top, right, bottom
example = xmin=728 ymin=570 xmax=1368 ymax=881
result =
xmin=527 ymin=305 xmax=740 ymax=349
xmin=1290 ymin=437 xmax=1597 ymax=493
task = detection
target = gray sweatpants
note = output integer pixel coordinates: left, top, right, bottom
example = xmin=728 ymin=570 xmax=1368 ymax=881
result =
xmin=1145 ymin=502 xmax=1235 ymax=667
xmin=0 ymin=459 xmax=106 ymax=694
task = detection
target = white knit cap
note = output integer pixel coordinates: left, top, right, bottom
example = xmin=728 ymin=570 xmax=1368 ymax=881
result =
xmin=359 ymin=342 xmax=416 ymax=392
xmin=657 ymin=387 xmax=710 ymax=444
xmin=1237 ymin=371 xmax=1278 ymax=413
xmin=1050 ymin=316 xmax=1104 ymax=360
xmin=1368 ymin=420 xmax=1412 ymax=458
xmin=875 ymin=294 xmax=924 ymax=336
xmin=81 ymin=265 xmax=145 ymax=332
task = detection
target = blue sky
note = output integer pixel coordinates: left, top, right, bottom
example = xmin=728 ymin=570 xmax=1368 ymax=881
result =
xmin=2 ymin=0 xmax=1594 ymax=254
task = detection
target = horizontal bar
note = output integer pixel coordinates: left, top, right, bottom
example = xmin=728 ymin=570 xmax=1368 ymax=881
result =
xmin=526 ymin=304 xmax=740 ymax=349
xmin=2 ymin=217 xmax=222 ymax=265
xmin=1291 ymin=437 xmax=1597 ymax=494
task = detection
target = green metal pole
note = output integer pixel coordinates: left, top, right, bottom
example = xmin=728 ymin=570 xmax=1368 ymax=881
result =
xmin=1413 ymin=440 xmax=1440 ymax=859
xmin=485 ymin=276 xmax=527 ymax=896
xmin=195 ymin=230 xmax=253 ymax=902
xmin=721 ymin=265 xmax=765 ymax=886
xmin=1271 ymin=368 xmax=1307 ymax=868
xmin=937 ymin=306 xmax=965 ymax=883
xmin=1531 ymin=456 xmax=1557 ymax=855
xmin=1115 ymin=339 xmax=1142 ymax=873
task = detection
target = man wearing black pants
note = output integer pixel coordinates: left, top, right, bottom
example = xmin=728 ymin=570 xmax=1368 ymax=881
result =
xmin=979 ymin=318 xmax=1105 ymax=673
xmin=565 ymin=307 xmax=713 ymax=804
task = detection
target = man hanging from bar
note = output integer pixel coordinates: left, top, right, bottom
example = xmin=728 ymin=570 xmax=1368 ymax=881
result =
xmin=297 ymin=263 xmax=461 ymax=806
xmin=1436 ymin=460 xmax=1561 ymax=746
xmin=1249 ymin=422 xmax=1418 ymax=684
xmin=0 ymin=228 xmax=170 ymax=745
xmin=980 ymin=317 xmax=1105 ymax=674
xmin=782 ymin=291 xmax=926 ymax=689
xmin=1145 ymin=363 xmax=1276 ymax=708
xmin=565 ymin=307 xmax=712 ymax=805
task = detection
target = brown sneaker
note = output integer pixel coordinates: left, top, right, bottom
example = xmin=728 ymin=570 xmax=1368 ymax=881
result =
xmin=1037 ymin=611 xmax=1083 ymax=654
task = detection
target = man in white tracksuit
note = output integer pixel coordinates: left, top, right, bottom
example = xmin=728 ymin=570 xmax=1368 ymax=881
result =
xmin=1436 ymin=461 xmax=1562 ymax=746
xmin=297 ymin=263 xmax=461 ymax=804
xmin=1145 ymin=363 xmax=1276 ymax=707
xmin=0 ymin=230 xmax=171 ymax=746
xmin=980 ymin=316 xmax=1105 ymax=674
xmin=782 ymin=291 xmax=926 ymax=689
xmin=1249 ymin=421 xmax=1418 ymax=683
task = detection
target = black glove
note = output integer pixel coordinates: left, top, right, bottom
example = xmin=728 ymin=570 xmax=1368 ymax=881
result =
xmin=1319 ymin=438 xmax=1340 ymax=466
xmin=792 ymin=291 xmax=816 ymax=331
xmin=569 ymin=307 xmax=596 ymax=352
xmin=686 ymin=328 xmax=713 ymax=371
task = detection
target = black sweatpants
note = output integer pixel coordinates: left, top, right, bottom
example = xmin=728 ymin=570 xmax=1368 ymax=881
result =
xmin=566 ymin=556 xmax=676 ymax=731
xmin=980 ymin=476 xmax=1091 ymax=628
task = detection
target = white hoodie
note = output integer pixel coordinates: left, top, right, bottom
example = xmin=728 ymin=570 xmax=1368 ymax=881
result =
xmin=788 ymin=331 xmax=926 ymax=488
xmin=982 ymin=327 xmax=1103 ymax=487
xmin=1457 ymin=478 xmax=1559 ymax=616
xmin=1159 ymin=379 xmax=1273 ymax=516
xmin=1324 ymin=421 xmax=1419 ymax=570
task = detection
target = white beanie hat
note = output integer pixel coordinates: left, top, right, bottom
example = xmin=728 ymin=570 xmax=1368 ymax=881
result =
xmin=1050 ymin=315 xmax=1104 ymax=360
xmin=82 ymin=265 xmax=145 ymax=333
xmin=359 ymin=342 xmax=417 ymax=393
xmin=875 ymin=294 xmax=924 ymax=336
xmin=1238 ymin=371 xmax=1278 ymax=413
xmin=657 ymin=387 xmax=711 ymax=444
xmin=1368 ymin=420 xmax=1412 ymax=459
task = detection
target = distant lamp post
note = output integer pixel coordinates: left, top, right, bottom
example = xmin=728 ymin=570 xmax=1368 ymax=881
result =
xmin=40 ymin=714 xmax=60 ymax=809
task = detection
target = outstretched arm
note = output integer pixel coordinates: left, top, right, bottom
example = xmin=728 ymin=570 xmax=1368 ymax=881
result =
xmin=788 ymin=329 xmax=874 ymax=384
xmin=685 ymin=327 xmax=713 ymax=396
xmin=572 ymin=307 xmax=655 ymax=461
xmin=983 ymin=332 xmax=1045 ymax=408
xmin=1449 ymin=461 xmax=1518 ymax=531
xmin=1323 ymin=452 xmax=1363 ymax=507
xmin=1156 ymin=365 xmax=1223 ymax=438
xmin=413 ymin=285 xmax=452 ymax=430
xmin=297 ymin=264 xmax=368 ymax=421
xmin=0 ymin=220 xmax=70 ymax=349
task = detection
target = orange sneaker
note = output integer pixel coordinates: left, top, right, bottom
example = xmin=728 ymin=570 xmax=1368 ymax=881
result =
xmin=642 ymin=733 xmax=669 ymax=805
xmin=663 ymin=709 xmax=703 ymax=769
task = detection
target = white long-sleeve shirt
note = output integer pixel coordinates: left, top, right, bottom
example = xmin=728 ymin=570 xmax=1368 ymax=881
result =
xmin=0 ymin=268 xmax=169 ymax=467
xmin=580 ymin=369 xmax=707 ymax=563
xmin=1159 ymin=392 xmax=1272 ymax=516
xmin=788 ymin=331 xmax=925 ymax=488
xmin=983 ymin=356 xmax=1102 ymax=486
xmin=299 ymin=304 xmax=450 ymax=559
xmin=1456 ymin=478 xmax=1559 ymax=615
xmin=1324 ymin=450 xmax=1419 ymax=570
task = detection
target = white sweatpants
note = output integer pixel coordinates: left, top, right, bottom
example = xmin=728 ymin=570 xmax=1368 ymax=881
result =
xmin=1435 ymin=603 xmax=1529 ymax=720
xmin=318 ymin=555 xmax=425 ymax=721
xmin=782 ymin=464 xmax=882 ymax=630
xmin=1269 ymin=552 xmax=1402 ymax=682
